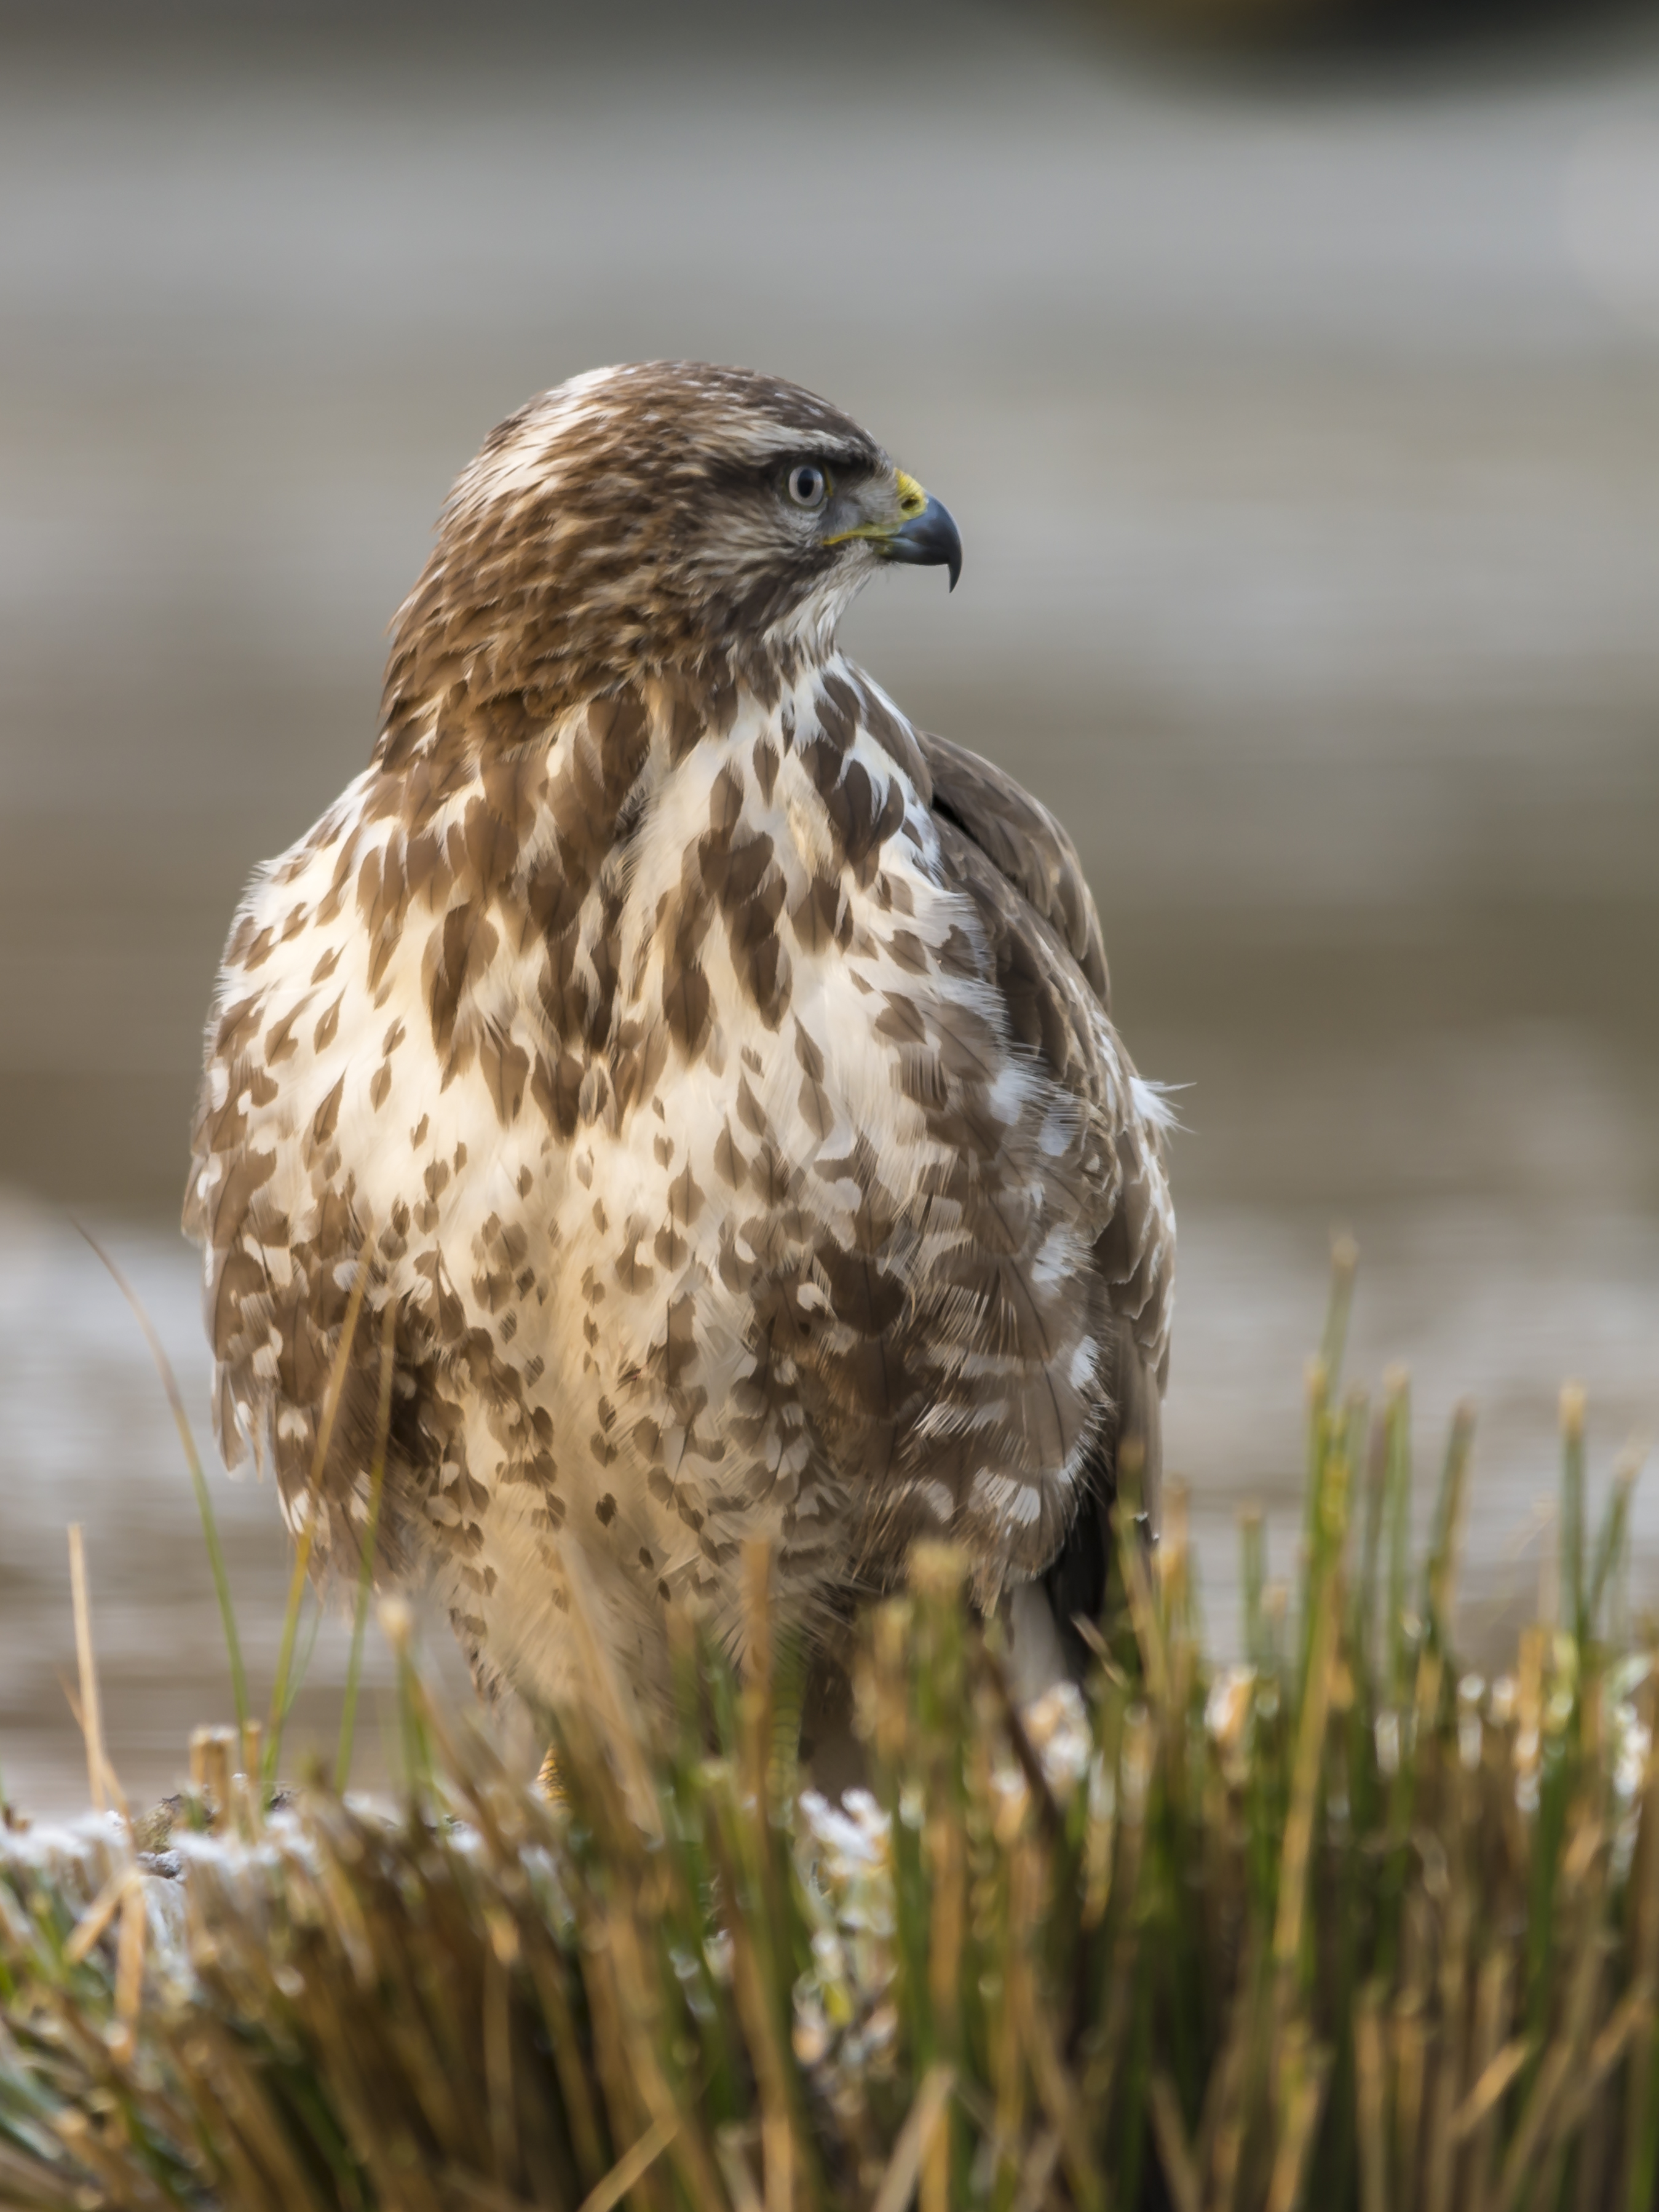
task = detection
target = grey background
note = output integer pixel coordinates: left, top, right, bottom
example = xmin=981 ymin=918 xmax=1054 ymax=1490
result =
xmin=3 ymin=0 xmax=1657 ymax=1807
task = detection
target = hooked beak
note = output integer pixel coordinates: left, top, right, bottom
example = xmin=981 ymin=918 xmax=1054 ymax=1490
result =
xmin=877 ymin=491 xmax=963 ymax=592
xmin=826 ymin=469 xmax=964 ymax=591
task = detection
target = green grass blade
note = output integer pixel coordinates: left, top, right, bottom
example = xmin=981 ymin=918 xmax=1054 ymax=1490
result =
xmin=76 ymin=1221 xmax=249 ymax=1735
xmin=1384 ymin=1366 xmax=1412 ymax=1708
xmin=1241 ymin=1507 xmax=1266 ymax=1675
xmin=1353 ymin=1403 xmax=1387 ymax=1692
xmin=1588 ymin=1444 xmax=1644 ymax=1645
xmin=1320 ymin=1231 xmax=1359 ymax=1397
xmin=1421 ymin=1400 xmax=1475 ymax=1662
xmin=1560 ymin=1382 xmax=1588 ymax=1652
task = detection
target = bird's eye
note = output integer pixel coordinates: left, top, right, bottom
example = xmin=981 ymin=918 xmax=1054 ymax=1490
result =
xmin=785 ymin=462 xmax=829 ymax=512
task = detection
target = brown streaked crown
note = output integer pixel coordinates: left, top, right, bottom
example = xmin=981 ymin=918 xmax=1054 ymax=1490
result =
xmin=379 ymin=362 xmax=893 ymax=746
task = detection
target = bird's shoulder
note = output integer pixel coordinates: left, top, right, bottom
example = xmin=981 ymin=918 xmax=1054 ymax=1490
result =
xmin=915 ymin=728 xmax=1110 ymax=1006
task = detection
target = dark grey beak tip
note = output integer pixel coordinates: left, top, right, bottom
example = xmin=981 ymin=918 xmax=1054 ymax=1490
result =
xmin=884 ymin=494 xmax=963 ymax=593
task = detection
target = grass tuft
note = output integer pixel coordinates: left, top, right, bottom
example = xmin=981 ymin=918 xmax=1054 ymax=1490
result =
xmin=2 ymin=1282 xmax=1656 ymax=2211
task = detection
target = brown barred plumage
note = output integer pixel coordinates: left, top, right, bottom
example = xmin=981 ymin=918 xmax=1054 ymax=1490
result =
xmin=184 ymin=361 xmax=1175 ymax=1725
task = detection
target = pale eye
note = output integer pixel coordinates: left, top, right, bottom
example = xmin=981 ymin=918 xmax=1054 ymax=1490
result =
xmin=786 ymin=462 xmax=828 ymax=512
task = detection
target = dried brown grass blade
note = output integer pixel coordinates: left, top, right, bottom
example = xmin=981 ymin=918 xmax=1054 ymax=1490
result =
xmin=716 ymin=2125 xmax=766 ymax=2212
xmin=53 ymin=2105 xmax=159 ymax=2208
xmin=1273 ymin=1577 xmax=1340 ymax=1994
xmin=869 ymin=2065 xmax=954 ymax=2212
xmin=524 ymin=1927 xmax=608 ymax=2190
xmin=1559 ymin=1980 xmax=1652 ymax=2136
xmin=1423 ymin=1878 xmax=1472 ymax=2212
xmin=1024 ymin=1991 xmax=1105 ymax=2212
xmin=109 ymin=1879 xmax=148 ymax=2063
xmin=604 ymin=1904 xmax=726 ymax=2212
xmin=482 ymin=1929 xmax=517 ymax=2187
xmin=182 ymin=2015 xmax=331 ymax=2212
xmin=1450 ymin=2037 xmax=1531 ymax=2146
xmin=55 ymin=1673 xmax=127 ymax=1829
xmin=66 ymin=1523 xmax=110 ymax=1817
xmin=762 ymin=2106 xmax=793 ymax=2212
xmin=1265 ymin=2047 xmax=1329 ymax=2212
xmin=1392 ymin=1996 xmax=1428 ymax=2203
xmin=1010 ymin=2128 xmax=1062 ymax=2212
xmin=1491 ymin=2043 xmax=1572 ymax=2212
xmin=1463 ymin=1952 xmax=1513 ymax=2212
xmin=1355 ymin=1984 xmax=1388 ymax=2212
xmin=191 ymin=1723 xmax=235 ymax=1833
xmin=1117 ymin=1512 xmax=1170 ymax=1709
xmin=63 ymin=1861 xmax=140 ymax=1966
xmin=1621 ymin=1667 xmax=1659 ymax=2207
xmin=573 ymin=2107 xmax=679 ymax=2212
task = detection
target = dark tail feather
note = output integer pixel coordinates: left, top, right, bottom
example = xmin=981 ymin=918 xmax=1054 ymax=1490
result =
xmin=1042 ymin=1328 xmax=1163 ymax=1677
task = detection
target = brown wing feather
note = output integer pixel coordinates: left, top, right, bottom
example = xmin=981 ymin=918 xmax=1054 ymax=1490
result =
xmin=918 ymin=731 xmax=1112 ymax=1005
xmin=918 ymin=729 xmax=1174 ymax=1556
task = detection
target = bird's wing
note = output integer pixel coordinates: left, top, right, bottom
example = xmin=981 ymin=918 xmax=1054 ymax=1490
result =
xmin=919 ymin=729 xmax=1112 ymax=1005
xmin=916 ymin=729 xmax=1175 ymax=1527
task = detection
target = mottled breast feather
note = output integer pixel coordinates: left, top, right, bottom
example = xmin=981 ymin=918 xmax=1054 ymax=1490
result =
xmin=183 ymin=361 xmax=1175 ymax=1718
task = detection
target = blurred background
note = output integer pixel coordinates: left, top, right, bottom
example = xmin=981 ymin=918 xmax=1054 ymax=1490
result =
xmin=3 ymin=0 xmax=1657 ymax=1809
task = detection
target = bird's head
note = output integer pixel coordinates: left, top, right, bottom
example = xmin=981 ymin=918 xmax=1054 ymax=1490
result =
xmin=381 ymin=361 xmax=961 ymax=730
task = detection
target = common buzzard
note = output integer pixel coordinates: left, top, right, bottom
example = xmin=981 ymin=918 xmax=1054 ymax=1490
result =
xmin=186 ymin=363 xmax=1174 ymax=1724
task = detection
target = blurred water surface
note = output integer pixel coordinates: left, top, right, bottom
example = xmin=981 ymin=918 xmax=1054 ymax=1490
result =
xmin=2 ymin=1 xmax=1657 ymax=1806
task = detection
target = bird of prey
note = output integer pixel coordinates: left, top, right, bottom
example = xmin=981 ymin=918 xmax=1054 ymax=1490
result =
xmin=185 ymin=362 xmax=1174 ymax=1727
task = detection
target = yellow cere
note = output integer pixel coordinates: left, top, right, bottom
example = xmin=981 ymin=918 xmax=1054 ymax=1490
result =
xmin=825 ymin=469 xmax=929 ymax=548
